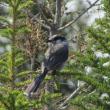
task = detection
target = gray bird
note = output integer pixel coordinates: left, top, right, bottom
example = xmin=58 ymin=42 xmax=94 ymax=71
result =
xmin=25 ymin=35 xmax=68 ymax=97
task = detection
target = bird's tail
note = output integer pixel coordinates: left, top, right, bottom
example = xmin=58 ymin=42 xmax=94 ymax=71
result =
xmin=24 ymin=69 xmax=48 ymax=97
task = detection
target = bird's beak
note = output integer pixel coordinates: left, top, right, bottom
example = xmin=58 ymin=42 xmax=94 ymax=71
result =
xmin=47 ymin=39 xmax=52 ymax=42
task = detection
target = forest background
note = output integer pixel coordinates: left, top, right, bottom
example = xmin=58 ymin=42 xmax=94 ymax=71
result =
xmin=0 ymin=0 xmax=110 ymax=110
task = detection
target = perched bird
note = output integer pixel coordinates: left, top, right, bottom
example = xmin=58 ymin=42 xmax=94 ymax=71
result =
xmin=25 ymin=35 xmax=68 ymax=97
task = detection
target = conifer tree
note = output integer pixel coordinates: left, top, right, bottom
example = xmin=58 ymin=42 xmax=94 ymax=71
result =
xmin=1 ymin=0 xmax=107 ymax=110
xmin=0 ymin=0 xmax=39 ymax=109
xmin=59 ymin=0 xmax=110 ymax=109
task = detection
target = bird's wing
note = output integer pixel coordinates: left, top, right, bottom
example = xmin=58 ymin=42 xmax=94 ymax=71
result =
xmin=44 ymin=45 xmax=68 ymax=70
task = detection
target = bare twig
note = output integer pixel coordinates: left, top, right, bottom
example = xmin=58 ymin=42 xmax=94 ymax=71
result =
xmin=54 ymin=0 xmax=61 ymax=27
xmin=30 ymin=1 xmax=52 ymax=27
xmin=58 ymin=0 xmax=100 ymax=31
xmin=25 ymin=9 xmax=50 ymax=30
xmin=31 ymin=14 xmax=50 ymax=30
xmin=86 ymin=0 xmax=92 ymax=5
xmin=47 ymin=2 xmax=55 ymax=19
xmin=0 ymin=23 xmax=8 ymax=29
xmin=58 ymin=84 xmax=86 ymax=110
xmin=39 ymin=5 xmax=52 ymax=27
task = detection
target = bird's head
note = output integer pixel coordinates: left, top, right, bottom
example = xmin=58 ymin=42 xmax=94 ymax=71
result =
xmin=48 ymin=35 xmax=67 ymax=44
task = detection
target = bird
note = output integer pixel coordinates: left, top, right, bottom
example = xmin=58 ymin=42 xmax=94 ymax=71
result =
xmin=25 ymin=35 xmax=68 ymax=98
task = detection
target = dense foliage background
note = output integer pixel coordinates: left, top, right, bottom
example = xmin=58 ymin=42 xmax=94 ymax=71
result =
xmin=0 ymin=0 xmax=110 ymax=110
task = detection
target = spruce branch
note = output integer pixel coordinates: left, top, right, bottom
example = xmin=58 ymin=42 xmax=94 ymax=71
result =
xmin=0 ymin=94 xmax=9 ymax=109
xmin=11 ymin=3 xmax=17 ymax=89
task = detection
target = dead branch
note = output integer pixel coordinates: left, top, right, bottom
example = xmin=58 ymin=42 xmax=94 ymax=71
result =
xmin=86 ymin=0 xmax=92 ymax=5
xmin=31 ymin=14 xmax=50 ymax=30
xmin=58 ymin=0 xmax=100 ymax=31
xmin=46 ymin=0 xmax=55 ymax=19
xmin=54 ymin=0 xmax=61 ymax=27
xmin=58 ymin=83 xmax=86 ymax=110
xmin=38 ymin=5 xmax=52 ymax=27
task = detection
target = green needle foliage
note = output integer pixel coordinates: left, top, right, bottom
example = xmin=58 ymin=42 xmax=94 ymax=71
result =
xmin=0 ymin=0 xmax=39 ymax=109
xmin=0 ymin=0 xmax=63 ymax=110
xmin=0 ymin=0 xmax=110 ymax=110
xmin=59 ymin=0 xmax=110 ymax=109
